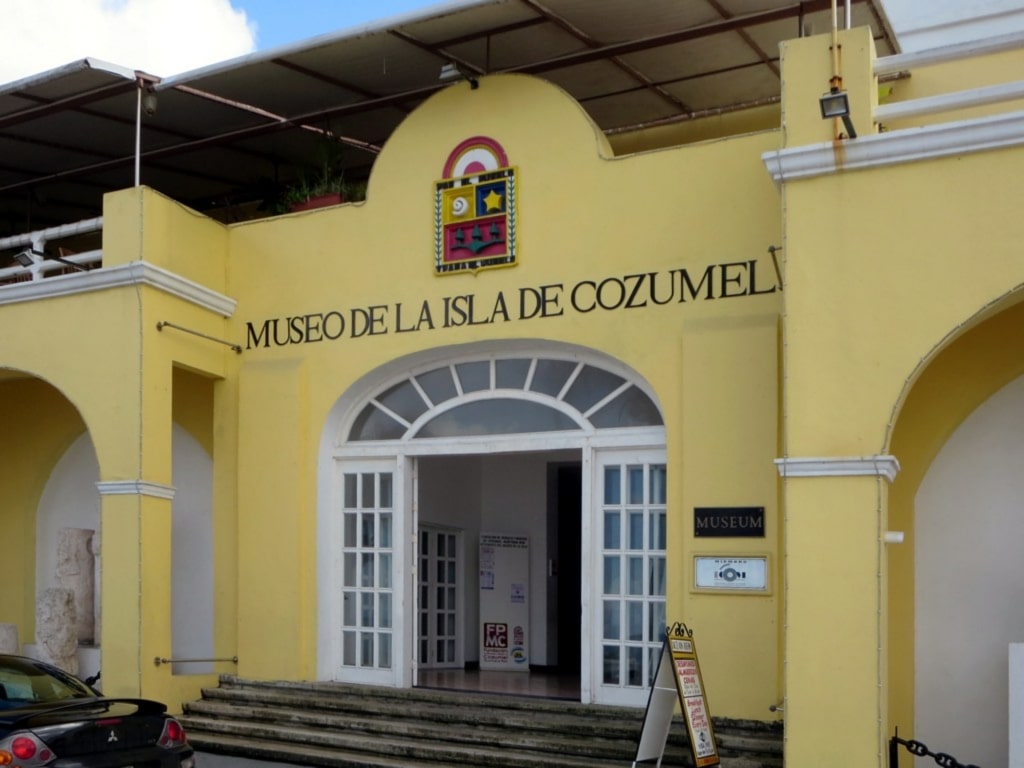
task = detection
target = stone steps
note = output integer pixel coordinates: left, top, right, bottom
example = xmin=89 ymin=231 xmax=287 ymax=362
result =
xmin=179 ymin=676 xmax=783 ymax=767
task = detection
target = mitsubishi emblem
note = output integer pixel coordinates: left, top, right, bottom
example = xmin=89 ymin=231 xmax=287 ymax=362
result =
xmin=107 ymin=730 xmax=118 ymax=743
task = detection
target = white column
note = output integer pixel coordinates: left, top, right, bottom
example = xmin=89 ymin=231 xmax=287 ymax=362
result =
xmin=1011 ymin=644 xmax=1024 ymax=768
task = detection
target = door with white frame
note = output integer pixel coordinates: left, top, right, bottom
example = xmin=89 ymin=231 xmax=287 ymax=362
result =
xmin=590 ymin=449 xmax=667 ymax=707
xmin=417 ymin=526 xmax=463 ymax=670
xmin=329 ymin=459 xmax=410 ymax=687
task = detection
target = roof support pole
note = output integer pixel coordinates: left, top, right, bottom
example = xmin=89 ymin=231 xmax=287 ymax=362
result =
xmin=134 ymin=79 xmax=142 ymax=186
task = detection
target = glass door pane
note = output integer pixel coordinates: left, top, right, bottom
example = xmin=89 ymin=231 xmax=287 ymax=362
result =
xmin=340 ymin=468 xmax=395 ymax=673
xmin=595 ymin=453 xmax=667 ymax=705
xmin=418 ymin=527 xmax=462 ymax=669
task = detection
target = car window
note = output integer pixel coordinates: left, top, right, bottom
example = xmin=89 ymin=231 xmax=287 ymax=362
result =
xmin=0 ymin=657 xmax=93 ymax=709
xmin=0 ymin=669 xmax=34 ymax=700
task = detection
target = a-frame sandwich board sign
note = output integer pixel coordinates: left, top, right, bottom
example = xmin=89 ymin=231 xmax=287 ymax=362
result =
xmin=633 ymin=622 xmax=720 ymax=767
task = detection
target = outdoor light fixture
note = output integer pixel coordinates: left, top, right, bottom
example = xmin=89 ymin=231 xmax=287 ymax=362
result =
xmin=12 ymin=248 xmax=87 ymax=272
xmin=439 ymin=62 xmax=479 ymax=90
xmin=12 ymin=249 xmax=35 ymax=268
xmin=819 ymin=87 xmax=857 ymax=139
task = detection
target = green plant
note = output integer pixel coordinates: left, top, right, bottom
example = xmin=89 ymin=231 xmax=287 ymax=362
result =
xmin=274 ymin=138 xmax=366 ymax=213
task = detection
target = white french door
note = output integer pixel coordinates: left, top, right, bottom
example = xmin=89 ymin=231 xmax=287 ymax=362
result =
xmin=591 ymin=449 xmax=667 ymax=706
xmin=417 ymin=526 xmax=463 ymax=669
xmin=333 ymin=459 xmax=408 ymax=686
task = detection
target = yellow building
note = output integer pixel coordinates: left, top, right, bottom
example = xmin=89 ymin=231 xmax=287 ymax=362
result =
xmin=1 ymin=2 xmax=1023 ymax=766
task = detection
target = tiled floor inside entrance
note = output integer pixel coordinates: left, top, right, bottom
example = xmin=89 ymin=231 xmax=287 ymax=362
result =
xmin=416 ymin=669 xmax=580 ymax=699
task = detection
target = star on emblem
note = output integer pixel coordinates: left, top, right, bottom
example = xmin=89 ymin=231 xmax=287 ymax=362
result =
xmin=483 ymin=189 xmax=504 ymax=212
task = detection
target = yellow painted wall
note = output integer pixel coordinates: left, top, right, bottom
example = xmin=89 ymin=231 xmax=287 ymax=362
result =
xmin=607 ymin=104 xmax=780 ymax=155
xmin=780 ymin=28 xmax=878 ymax=146
xmin=172 ymin=367 xmax=215 ymax=456
xmin=0 ymin=187 xmax=235 ymax=705
xmin=678 ymin=313 xmax=781 ymax=715
xmin=5 ymin=29 xmax=1021 ymax=750
xmin=217 ymin=73 xmax=784 ymax=716
xmin=774 ymin=26 xmax=1024 ymax=766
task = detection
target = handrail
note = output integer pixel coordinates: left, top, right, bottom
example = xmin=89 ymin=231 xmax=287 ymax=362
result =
xmin=0 ymin=216 xmax=103 ymax=251
xmin=153 ymin=655 xmax=238 ymax=666
xmin=871 ymin=31 xmax=1024 ymax=126
xmin=0 ymin=217 xmax=104 ymax=284
xmin=875 ymin=30 xmax=1024 ymax=76
xmin=0 ymin=249 xmax=102 ymax=280
xmin=875 ymin=79 xmax=1024 ymax=122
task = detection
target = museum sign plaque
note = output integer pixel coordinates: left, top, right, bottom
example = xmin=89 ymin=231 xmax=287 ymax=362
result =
xmin=693 ymin=506 xmax=764 ymax=538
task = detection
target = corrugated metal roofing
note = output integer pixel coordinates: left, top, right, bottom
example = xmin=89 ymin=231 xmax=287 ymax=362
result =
xmin=0 ymin=0 xmax=896 ymax=235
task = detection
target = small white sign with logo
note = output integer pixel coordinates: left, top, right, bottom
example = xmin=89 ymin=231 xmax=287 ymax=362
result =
xmin=694 ymin=556 xmax=768 ymax=591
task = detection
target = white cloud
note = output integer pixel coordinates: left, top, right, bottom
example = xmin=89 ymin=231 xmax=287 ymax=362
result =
xmin=0 ymin=0 xmax=257 ymax=86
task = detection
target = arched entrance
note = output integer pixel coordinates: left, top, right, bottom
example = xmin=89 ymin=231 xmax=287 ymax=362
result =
xmin=888 ymin=299 xmax=1024 ymax=767
xmin=0 ymin=371 xmax=214 ymax=678
xmin=317 ymin=341 xmax=667 ymax=705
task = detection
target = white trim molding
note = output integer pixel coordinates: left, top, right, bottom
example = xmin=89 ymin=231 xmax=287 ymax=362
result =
xmin=0 ymin=261 xmax=237 ymax=317
xmin=775 ymin=455 xmax=900 ymax=483
xmin=762 ymin=109 xmax=1024 ymax=184
xmin=96 ymin=480 xmax=176 ymax=499
xmin=875 ymin=30 xmax=1024 ymax=75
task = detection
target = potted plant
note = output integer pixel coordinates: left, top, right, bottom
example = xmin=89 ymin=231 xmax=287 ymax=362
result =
xmin=280 ymin=165 xmax=346 ymax=212
xmin=275 ymin=139 xmax=366 ymax=213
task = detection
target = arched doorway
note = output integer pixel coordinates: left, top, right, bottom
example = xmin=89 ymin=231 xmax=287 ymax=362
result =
xmin=888 ymin=300 xmax=1024 ymax=767
xmin=34 ymin=425 xmax=214 ymax=677
xmin=913 ymin=375 xmax=1024 ymax=766
xmin=0 ymin=369 xmax=214 ymax=680
xmin=317 ymin=342 xmax=667 ymax=705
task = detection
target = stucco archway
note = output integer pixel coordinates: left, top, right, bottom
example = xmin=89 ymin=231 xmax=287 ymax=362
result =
xmin=887 ymin=298 xmax=1024 ymax=766
xmin=0 ymin=367 xmax=214 ymax=681
xmin=317 ymin=340 xmax=667 ymax=705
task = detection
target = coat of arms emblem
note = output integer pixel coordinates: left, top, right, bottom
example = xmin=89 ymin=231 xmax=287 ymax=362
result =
xmin=434 ymin=136 xmax=517 ymax=275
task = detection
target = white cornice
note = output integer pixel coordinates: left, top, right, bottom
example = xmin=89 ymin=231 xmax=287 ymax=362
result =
xmin=762 ymin=109 xmax=1024 ymax=184
xmin=775 ymin=456 xmax=900 ymax=483
xmin=96 ymin=480 xmax=176 ymax=499
xmin=0 ymin=261 xmax=236 ymax=317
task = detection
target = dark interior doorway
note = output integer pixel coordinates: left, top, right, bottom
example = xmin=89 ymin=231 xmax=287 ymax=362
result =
xmin=554 ymin=463 xmax=582 ymax=676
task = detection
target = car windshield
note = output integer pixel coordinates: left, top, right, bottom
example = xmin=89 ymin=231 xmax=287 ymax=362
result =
xmin=0 ymin=656 xmax=94 ymax=709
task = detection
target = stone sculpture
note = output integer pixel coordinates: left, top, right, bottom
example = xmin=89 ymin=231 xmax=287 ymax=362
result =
xmin=36 ymin=588 xmax=78 ymax=674
xmin=56 ymin=527 xmax=95 ymax=644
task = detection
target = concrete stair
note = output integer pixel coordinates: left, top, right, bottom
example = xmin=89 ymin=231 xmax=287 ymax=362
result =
xmin=179 ymin=676 xmax=783 ymax=767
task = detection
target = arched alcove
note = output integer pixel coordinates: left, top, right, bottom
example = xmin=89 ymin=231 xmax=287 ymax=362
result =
xmin=887 ymin=298 xmax=1024 ymax=766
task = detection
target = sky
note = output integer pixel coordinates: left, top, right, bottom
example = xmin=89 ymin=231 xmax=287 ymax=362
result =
xmin=0 ymin=0 xmax=441 ymax=85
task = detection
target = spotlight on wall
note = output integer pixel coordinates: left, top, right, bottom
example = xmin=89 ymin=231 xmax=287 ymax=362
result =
xmin=819 ymin=87 xmax=857 ymax=139
xmin=142 ymin=91 xmax=158 ymax=117
xmin=12 ymin=249 xmax=37 ymax=267
xmin=13 ymin=248 xmax=87 ymax=272
xmin=439 ymin=62 xmax=479 ymax=90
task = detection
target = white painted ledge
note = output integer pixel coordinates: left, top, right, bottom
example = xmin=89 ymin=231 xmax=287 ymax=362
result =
xmin=762 ymin=109 xmax=1024 ymax=184
xmin=0 ymin=261 xmax=236 ymax=317
xmin=96 ymin=480 xmax=176 ymax=499
xmin=775 ymin=455 xmax=900 ymax=482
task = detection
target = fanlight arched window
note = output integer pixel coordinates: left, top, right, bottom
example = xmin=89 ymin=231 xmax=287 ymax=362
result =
xmin=349 ymin=356 xmax=662 ymax=441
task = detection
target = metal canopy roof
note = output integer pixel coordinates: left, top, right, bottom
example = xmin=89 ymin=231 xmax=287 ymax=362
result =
xmin=0 ymin=0 xmax=896 ymax=237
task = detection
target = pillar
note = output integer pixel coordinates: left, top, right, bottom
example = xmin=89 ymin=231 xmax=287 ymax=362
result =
xmin=97 ymin=484 xmax=174 ymax=698
xmin=777 ymin=456 xmax=898 ymax=767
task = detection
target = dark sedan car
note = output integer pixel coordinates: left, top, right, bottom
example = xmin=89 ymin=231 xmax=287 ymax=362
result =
xmin=0 ymin=654 xmax=194 ymax=768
